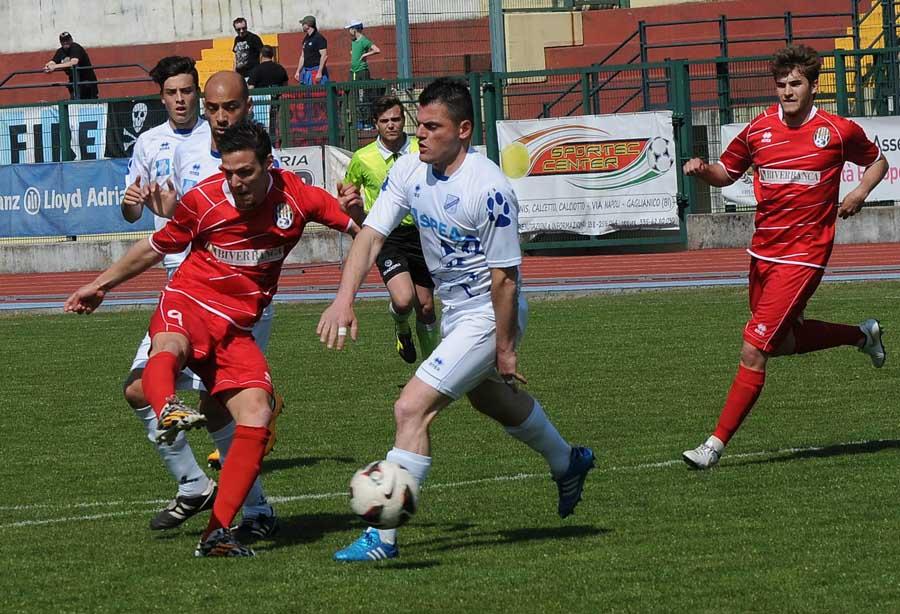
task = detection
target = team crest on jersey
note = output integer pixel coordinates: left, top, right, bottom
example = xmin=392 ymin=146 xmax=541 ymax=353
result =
xmin=813 ymin=127 xmax=831 ymax=148
xmin=444 ymin=194 xmax=460 ymax=212
xmin=274 ymin=203 xmax=293 ymax=229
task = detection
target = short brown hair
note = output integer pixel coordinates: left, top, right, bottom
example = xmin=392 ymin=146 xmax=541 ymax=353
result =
xmin=771 ymin=44 xmax=821 ymax=83
xmin=372 ymin=95 xmax=403 ymax=122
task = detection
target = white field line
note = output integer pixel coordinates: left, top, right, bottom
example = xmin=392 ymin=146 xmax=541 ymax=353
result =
xmin=0 ymin=439 xmax=892 ymax=529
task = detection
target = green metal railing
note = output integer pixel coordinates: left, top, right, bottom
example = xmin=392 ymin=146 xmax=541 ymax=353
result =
xmin=3 ymin=47 xmax=899 ymax=249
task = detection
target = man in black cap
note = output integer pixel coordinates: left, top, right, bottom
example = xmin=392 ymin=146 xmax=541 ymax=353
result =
xmin=294 ymin=15 xmax=328 ymax=85
xmin=44 ymin=32 xmax=99 ymax=100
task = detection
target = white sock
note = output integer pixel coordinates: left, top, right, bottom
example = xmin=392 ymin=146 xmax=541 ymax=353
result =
xmin=504 ymin=400 xmax=572 ymax=479
xmin=374 ymin=447 xmax=432 ymax=545
xmin=706 ymin=435 xmax=725 ymax=453
xmin=210 ymin=421 xmax=273 ymax=518
xmin=133 ymin=405 xmax=209 ymax=497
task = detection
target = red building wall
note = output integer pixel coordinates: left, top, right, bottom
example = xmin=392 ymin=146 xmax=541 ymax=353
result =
xmin=0 ymin=1 xmax=863 ymax=106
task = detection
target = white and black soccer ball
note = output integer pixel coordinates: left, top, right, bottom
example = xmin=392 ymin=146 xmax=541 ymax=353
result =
xmin=647 ymin=137 xmax=674 ymax=173
xmin=349 ymin=460 xmax=419 ymax=529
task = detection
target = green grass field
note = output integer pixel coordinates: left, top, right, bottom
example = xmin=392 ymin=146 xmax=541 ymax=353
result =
xmin=2 ymin=283 xmax=899 ymax=613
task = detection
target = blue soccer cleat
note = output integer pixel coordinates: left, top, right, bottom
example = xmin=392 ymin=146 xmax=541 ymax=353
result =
xmin=334 ymin=529 xmax=399 ymax=562
xmin=555 ymin=446 xmax=595 ymax=518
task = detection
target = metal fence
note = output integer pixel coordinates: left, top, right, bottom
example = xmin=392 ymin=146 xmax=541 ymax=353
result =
xmin=3 ymin=47 xmax=899 ymax=249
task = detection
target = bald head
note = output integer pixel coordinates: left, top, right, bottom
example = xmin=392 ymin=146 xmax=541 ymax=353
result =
xmin=203 ymin=71 xmax=252 ymax=146
xmin=205 ymin=70 xmax=249 ymax=100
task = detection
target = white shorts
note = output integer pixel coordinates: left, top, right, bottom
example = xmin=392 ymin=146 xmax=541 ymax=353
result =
xmin=127 ymin=266 xmax=275 ymax=390
xmin=415 ymin=294 xmax=528 ymax=400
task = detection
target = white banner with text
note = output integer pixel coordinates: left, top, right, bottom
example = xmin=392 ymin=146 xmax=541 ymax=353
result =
xmin=496 ymin=112 xmax=679 ymax=236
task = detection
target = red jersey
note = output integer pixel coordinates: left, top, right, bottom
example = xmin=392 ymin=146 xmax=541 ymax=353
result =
xmin=150 ymin=168 xmax=352 ymax=329
xmin=719 ymin=104 xmax=880 ymax=268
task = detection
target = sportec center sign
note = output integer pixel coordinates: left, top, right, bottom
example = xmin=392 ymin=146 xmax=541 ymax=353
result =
xmin=721 ymin=116 xmax=900 ymax=207
xmin=0 ymin=146 xmax=327 ymax=238
xmin=496 ymin=112 xmax=679 ymax=236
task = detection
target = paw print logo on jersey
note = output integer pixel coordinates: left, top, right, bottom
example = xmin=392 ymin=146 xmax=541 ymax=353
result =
xmin=486 ymin=190 xmax=512 ymax=228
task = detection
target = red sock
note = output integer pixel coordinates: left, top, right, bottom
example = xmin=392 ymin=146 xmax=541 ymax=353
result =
xmin=142 ymin=351 xmax=180 ymax=418
xmin=792 ymin=320 xmax=864 ymax=354
xmin=204 ymin=425 xmax=270 ymax=537
xmin=712 ymin=364 xmax=766 ymax=445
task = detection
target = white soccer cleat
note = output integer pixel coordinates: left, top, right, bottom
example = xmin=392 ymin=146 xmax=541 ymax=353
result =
xmin=858 ymin=319 xmax=886 ymax=368
xmin=682 ymin=439 xmax=722 ymax=470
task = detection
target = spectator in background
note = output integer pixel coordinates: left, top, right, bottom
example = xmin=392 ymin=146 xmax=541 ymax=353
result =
xmin=346 ymin=20 xmax=380 ymax=82
xmin=247 ymin=46 xmax=289 ymax=89
xmin=346 ymin=20 xmax=381 ymax=127
xmin=44 ymin=32 xmax=99 ymax=100
xmin=233 ymin=17 xmax=263 ymax=78
xmin=294 ymin=15 xmax=328 ymax=85
xmin=248 ymin=46 xmax=289 ymax=146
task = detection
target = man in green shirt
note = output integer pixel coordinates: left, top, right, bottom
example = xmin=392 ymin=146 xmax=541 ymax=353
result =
xmin=346 ymin=20 xmax=381 ymax=129
xmin=343 ymin=95 xmax=440 ymax=364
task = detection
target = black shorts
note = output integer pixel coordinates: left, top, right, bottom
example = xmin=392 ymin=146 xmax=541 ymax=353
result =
xmin=376 ymin=225 xmax=434 ymax=288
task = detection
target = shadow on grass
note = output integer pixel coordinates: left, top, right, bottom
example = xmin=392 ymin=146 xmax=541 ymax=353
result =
xmin=732 ymin=438 xmax=900 ymax=467
xmin=411 ymin=524 xmax=610 ymax=552
xmin=256 ymin=512 xmax=359 ymax=551
xmin=262 ymin=455 xmax=357 ymax=472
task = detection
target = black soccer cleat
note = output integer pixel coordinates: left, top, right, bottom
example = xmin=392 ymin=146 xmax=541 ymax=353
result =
xmin=149 ymin=480 xmax=217 ymax=530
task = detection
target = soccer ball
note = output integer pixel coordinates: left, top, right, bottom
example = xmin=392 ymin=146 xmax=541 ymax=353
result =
xmin=349 ymin=460 xmax=419 ymax=529
xmin=647 ymin=136 xmax=674 ymax=173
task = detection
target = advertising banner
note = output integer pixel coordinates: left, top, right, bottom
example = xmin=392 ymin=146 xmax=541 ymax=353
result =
xmin=496 ymin=112 xmax=679 ymax=235
xmin=0 ymin=158 xmax=154 ymax=237
xmin=721 ymin=116 xmax=900 ymax=206
xmin=274 ymin=146 xmax=324 ymax=188
xmin=0 ymin=103 xmax=110 ymax=165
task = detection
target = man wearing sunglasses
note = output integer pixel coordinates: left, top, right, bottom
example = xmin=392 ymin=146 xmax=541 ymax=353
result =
xmin=232 ymin=17 xmax=264 ymax=79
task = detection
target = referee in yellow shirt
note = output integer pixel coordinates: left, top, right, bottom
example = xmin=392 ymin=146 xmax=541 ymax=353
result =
xmin=343 ymin=95 xmax=440 ymax=363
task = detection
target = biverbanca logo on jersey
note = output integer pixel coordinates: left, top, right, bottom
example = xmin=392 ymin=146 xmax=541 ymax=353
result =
xmin=274 ymin=202 xmax=293 ymax=229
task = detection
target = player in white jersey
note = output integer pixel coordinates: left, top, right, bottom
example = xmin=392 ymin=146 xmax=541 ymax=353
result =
xmin=120 ymin=57 xmax=222 ymax=531
xmin=318 ymin=78 xmax=596 ymax=561
xmin=121 ymin=66 xmax=279 ymax=541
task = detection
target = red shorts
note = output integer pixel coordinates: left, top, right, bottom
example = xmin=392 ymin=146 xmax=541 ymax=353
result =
xmin=148 ymin=291 xmax=273 ymax=397
xmin=743 ymin=258 xmax=824 ymax=352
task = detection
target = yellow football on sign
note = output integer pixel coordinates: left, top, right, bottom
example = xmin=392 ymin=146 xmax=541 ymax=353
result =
xmin=501 ymin=142 xmax=530 ymax=179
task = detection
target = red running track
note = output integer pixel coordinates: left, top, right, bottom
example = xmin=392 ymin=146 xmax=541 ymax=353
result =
xmin=2 ymin=243 xmax=900 ymax=302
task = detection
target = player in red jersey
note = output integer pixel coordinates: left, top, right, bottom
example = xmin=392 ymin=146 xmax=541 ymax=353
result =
xmin=65 ymin=122 xmax=360 ymax=555
xmin=681 ymin=44 xmax=888 ymax=469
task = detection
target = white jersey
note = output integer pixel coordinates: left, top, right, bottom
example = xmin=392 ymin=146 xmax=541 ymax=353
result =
xmin=365 ymin=148 xmax=522 ymax=311
xmin=126 ymin=119 xmax=209 ymax=268
xmin=172 ymin=124 xmax=221 ymax=198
